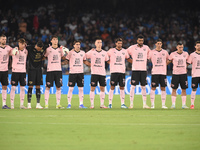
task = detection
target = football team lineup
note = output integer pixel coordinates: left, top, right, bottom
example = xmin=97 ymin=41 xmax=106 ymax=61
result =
xmin=0 ymin=34 xmax=200 ymax=110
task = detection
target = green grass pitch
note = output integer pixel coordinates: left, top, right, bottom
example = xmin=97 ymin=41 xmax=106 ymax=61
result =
xmin=0 ymin=94 xmax=200 ymax=150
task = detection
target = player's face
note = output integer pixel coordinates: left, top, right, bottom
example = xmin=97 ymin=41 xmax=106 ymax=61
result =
xmin=74 ymin=42 xmax=81 ymax=51
xmin=18 ymin=42 xmax=26 ymax=50
xmin=0 ymin=37 xmax=7 ymax=45
xmin=51 ymin=38 xmax=58 ymax=45
xmin=35 ymin=45 xmax=43 ymax=51
xmin=95 ymin=40 xmax=102 ymax=49
xmin=195 ymin=44 xmax=200 ymax=51
xmin=177 ymin=45 xmax=184 ymax=53
xmin=155 ymin=42 xmax=162 ymax=49
xmin=115 ymin=41 xmax=123 ymax=49
xmin=137 ymin=38 xmax=144 ymax=46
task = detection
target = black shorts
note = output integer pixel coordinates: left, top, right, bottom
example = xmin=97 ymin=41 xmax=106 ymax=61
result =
xmin=131 ymin=71 xmax=147 ymax=86
xmin=171 ymin=74 xmax=188 ymax=89
xmin=46 ymin=71 xmax=62 ymax=88
xmin=11 ymin=72 xmax=26 ymax=86
xmin=110 ymin=73 xmax=125 ymax=87
xmin=28 ymin=69 xmax=43 ymax=86
xmin=68 ymin=73 xmax=84 ymax=87
xmin=192 ymin=77 xmax=200 ymax=89
xmin=0 ymin=71 xmax=8 ymax=86
xmin=151 ymin=75 xmax=167 ymax=87
xmin=91 ymin=75 xmax=106 ymax=87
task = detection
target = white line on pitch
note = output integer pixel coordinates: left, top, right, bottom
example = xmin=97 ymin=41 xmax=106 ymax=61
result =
xmin=0 ymin=121 xmax=200 ymax=126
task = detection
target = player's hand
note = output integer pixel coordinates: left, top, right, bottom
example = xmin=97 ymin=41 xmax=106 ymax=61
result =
xmin=60 ymin=46 xmax=69 ymax=56
xmin=12 ymin=47 xmax=19 ymax=55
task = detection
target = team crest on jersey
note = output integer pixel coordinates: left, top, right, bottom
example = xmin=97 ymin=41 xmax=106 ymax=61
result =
xmin=73 ymin=54 xmax=75 ymax=56
xmin=122 ymin=52 xmax=125 ymax=55
xmin=162 ymin=53 xmax=165 ymax=56
xmin=93 ymin=53 xmax=96 ymax=56
xmin=102 ymin=54 xmax=105 ymax=57
xmin=143 ymin=49 xmax=146 ymax=51
xmin=183 ymin=55 xmax=186 ymax=57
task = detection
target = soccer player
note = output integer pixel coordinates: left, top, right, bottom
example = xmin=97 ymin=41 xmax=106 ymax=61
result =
xmin=167 ymin=42 xmax=189 ymax=109
xmin=26 ymin=41 xmax=45 ymax=109
xmin=66 ymin=40 xmax=90 ymax=109
xmin=187 ymin=41 xmax=200 ymax=109
xmin=0 ymin=34 xmax=12 ymax=109
xmin=86 ymin=37 xmax=109 ymax=109
xmin=127 ymin=34 xmax=151 ymax=109
xmin=107 ymin=38 xmax=132 ymax=109
xmin=44 ymin=36 xmax=68 ymax=109
xmin=148 ymin=39 xmax=169 ymax=109
xmin=10 ymin=38 xmax=28 ymax=109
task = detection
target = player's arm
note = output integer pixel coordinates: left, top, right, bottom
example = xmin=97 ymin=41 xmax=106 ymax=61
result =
xmin=167 ymin=59 xmax=172 ymax=65
xmin=62 ymin=59 xmax=69 ymax=65
xmin=83 ymin=60 xmax=91 ymax=67
xmin=126 ymin=58 xmax=132 ymax=63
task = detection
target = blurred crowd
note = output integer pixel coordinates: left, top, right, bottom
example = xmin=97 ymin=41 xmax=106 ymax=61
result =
xmin=0 ymin=1 xmax=200 ymax=75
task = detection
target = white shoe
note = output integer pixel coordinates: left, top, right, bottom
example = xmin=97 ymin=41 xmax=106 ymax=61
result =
xmin=20 ymin=105 xmax=27 ymax=109
xmin=143 ymin=104 xmax=150 ymax=109
xmin=162 ymin=105 xmax=168 ymax=109
xmin=27 ymin=103 xmax=31 ymax=109
xmin=151 ymin=105 xmax=155 ymax=109
xmin=36 ymin=104 xmax=43 ymax=109
xmin=129 ymin=105 xmax=133 ymax=109
xmin=11 ymin=105 xmax=14 ymax=109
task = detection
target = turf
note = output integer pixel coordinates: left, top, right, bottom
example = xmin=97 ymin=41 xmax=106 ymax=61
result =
xmin=0 ymin=94 xmax=200 ymax=150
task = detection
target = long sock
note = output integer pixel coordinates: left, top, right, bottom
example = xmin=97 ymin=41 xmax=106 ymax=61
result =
xmin=161 ymin=91 xmax=166 ymax=106
xmin=27 ymin=88 xmax=32 ymax=103
xmin=67 ymin=87 xmax=73 ymax=105
xmin=141 ymin=86 xmax=147 ymax=105
xmin=191 ymin=90 xmax=196 ymax=105
xmin=10 ymin=86 xmax=16 ymax=106
xmin=44 ymin=88 xmax=50 ymax=105
xmin=36 ymin=88 xmax=41 ymax=104
xmin=120 ymin=89 xmax=125 ymax=105
xmin=78 ymin=87 xmax=84 ymax=105
xmin=109 ymin=89 xmax=114 ymax=105
xmin=56 ymin=88 xmax=61 ymax=105
xmin=130 ymin=85 xmax=135 ymax=106
xmin=172 ymin=96 xmax=176 ymax=105
xmin=20 ymin=86 xmax=25 ymax=106
xmin=90 ymin=91 xmax=95 ymax=106
xmin=100 ymin=91 xmax=105 ymax=106
xmin=150 ymin=89 xmax=155 ymax=106
xmin=182 ymin=96 xmax=186 ymax=106
xmin=2 ymin=89 xmax=7 ymax=106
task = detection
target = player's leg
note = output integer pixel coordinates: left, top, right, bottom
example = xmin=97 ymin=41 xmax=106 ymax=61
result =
xmin=119 ymin=73 xmax=127 ymax=108
xmin=190 ymin=77 xmax=199 ymax=109
xmin=10 ymin=72 xmax=18 ymax=109
xmin=19 ymin=73 xmax=26 ymax=109
xmin=180 ymin=74 xmax=188 ymax=109
xmin=129 ymin=71 xmax=138 ymax=108
xmin=1 ymin=71 xmax=10 ymax=109
xmin=90 ymin=75 xmax=97 ymax=108
xmin=55 ymin=71 xmax=64 ymax=109
xmin=35 ymin=69 xmax=43 ymax=108
xmin=67 ymin=74 xmax=76 ymax=109
xmin=141 ymin=71 xmax=149 ymax=109
xmin=150 ymin=75 xmax=158 ymax=108
xmin=99 ymin=75 xmax=107 ymax=108
xmin=160 ymin=75 xmax=167 ymax=109
xmin=170 ymin=74 xmax=179 ymax=109
xmin=108 ymin=73 xmax=117 ymax=108
xmin=44 ymin=72 xmax=53 ymax=109
xmin=77 ymin=73 xmax=87 ymax=108
xmin=27 ymin=69 xmax=35 ymax=108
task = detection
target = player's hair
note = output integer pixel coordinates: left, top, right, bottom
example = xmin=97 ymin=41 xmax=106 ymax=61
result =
xmin=177 ymin=42 xmax=183 ymax=46
xmin=137 ymin=34 xmax=144 ymax=39
xmin=51 ymin=35 xmax=58 ymax=40
xmin=0 ymin=34 xmax=6 ymax=38
xmin=155 ymin=39 xmax=162 ymax=43
xmin=115 ymin=37 xmax=123 ymax=43
xmin=18 ymin=38 xmax=26 ymax=44
xmin=94 ymin=36 xmax=102 ymax=42
xmin=195 ymin=41 xmax=200 ymax=45
xmin=36 ymin=41 xmax=44 ymax=48
xmin=73 ymin=40 xmax=81 ymax=45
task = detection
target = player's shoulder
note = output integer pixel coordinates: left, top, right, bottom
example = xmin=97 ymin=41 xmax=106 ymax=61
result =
xmin=143 ymin=44 xmax=150 ymax=49
xmin=80 ymin=50 xmax=85 ymax=54
xmin=183 ymin=51 xmax=189 ymax=55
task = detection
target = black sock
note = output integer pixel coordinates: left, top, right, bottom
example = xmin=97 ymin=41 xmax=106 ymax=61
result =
xmin=28 ymin=88 xmax=33 ymax=103
xmin=36 ymin=88 xmax=41 ymax=103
